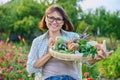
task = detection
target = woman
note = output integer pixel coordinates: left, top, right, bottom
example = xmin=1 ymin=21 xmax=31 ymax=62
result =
xmin=26 ymin=4 xmax=113 ymax=80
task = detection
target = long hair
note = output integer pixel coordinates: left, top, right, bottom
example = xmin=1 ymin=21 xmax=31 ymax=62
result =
xmin=39 ymin=4 xmax=74 ymax=31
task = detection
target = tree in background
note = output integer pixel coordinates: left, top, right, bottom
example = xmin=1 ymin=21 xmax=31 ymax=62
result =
xmin=0 ymin=0 xmax=81 ymax=42
xmin=0 ymin=0 xmax=120 ymax=42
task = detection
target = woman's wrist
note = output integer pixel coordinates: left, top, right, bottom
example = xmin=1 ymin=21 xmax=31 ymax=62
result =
xmin=47 ymin=52 xmax=52 ymax=57
xmin=88 ymin=59 xmax=98 ymax=65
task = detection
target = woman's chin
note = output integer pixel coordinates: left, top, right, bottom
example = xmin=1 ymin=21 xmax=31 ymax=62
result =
xmin=49 ymin=29 xmax=59 ymax=32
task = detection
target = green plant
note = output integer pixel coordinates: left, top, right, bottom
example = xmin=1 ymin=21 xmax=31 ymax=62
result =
xmin=82 ymin=64 xmax=99 ymax=80
xmin=96 ymin=45 xmax=120 ymax=79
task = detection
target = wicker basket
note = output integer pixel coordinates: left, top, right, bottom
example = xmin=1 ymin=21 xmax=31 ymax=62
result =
xmin=49 ymin=48 xmax=93 ymax=61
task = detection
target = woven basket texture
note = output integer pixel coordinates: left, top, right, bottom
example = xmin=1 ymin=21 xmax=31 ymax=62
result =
xmin=49 ymin=48 xmax=93 ymax=61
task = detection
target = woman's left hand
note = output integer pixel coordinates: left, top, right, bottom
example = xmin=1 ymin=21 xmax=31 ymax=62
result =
xmin=88 ymin=40 xmax=114 ymax=65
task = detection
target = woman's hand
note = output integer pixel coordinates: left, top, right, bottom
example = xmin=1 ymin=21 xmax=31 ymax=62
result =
xmin=67 ymin=41 xmax=80 ymax=50
xmin=49 ymin=37 xmax=55 ymax=48
xmin=88 ymin=40 xmax=114 ymax=65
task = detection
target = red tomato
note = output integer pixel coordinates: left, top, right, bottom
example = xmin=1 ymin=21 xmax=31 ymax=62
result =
xmin=87 ymin=78 xmax=93 ymax=80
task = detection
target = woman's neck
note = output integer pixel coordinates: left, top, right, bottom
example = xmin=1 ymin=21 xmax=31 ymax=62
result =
xmin=48 ymin=30 xmax=62 ymax=39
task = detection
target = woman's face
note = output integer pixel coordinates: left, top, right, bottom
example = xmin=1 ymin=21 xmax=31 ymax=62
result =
xmin=45 ymin=11 xmax=64 ymax=32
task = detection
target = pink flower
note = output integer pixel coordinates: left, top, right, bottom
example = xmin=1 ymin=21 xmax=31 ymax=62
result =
xmin=84 ymin=72 xmax=90 ymax=77
xmin=18 ymin=60 xmax=23 ymax=64
xmin=0 ymin=75 xmax=4 ymax=79
xmin=18 ymin=78 xmax=22 ymax=80
xmin=7 ymin=43 xmax=13 ymax=46
xmin=1 ymin=67 xmax=6 ymax=72
xmin=6 ymin=53 xmax=12 ymax=57
xmin=6 ymin=67 xmax=13 ymax=72
xmin=9 ymin=67 xmax=14 ymax=71
xmin=0 ymin=40 xmax=4 ymax=45
xmin=23 ymin=64 xmax=26 ymax=67
xmin=23 ymin=58 xmax=27 ymax=61
xmin=18 ymin=70 xmax=23 ymax=74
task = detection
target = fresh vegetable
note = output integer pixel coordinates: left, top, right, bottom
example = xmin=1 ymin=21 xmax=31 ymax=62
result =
xmin=77 ymin=39 xmax=98 ymax=58
xmin=51 ymin=27 xmax=100 ymax=60
xmin=53 ymin=36 xmax=67 ymax=50
xmin=56 ymin=36 xmax=66 ymax=43
xmin=52 ymin=36 xmax=98 ymax=59
xmin=53 ymin=36 xmax=75 ymax=54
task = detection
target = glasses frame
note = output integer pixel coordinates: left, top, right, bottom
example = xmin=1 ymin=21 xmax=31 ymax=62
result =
xmin=46 ymin=15 xmax=63 ymax=24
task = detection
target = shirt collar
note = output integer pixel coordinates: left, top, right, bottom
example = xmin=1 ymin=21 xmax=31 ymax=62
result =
xmin=41 ymin=29 xmax=67 ymax=40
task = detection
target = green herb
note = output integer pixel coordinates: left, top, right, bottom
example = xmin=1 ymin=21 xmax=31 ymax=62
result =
xmin=77 ymin=39 xmax=98 ymax=58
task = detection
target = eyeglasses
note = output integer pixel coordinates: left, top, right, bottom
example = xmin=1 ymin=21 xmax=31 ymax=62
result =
xmin=47 ymin=15 xmax=63 ymax=24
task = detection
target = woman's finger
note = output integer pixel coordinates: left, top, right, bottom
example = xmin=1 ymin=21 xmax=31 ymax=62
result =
xmin=101 ymin=40 xmax=106 ymax=52
xmin=97 ymin=53 xmax=106 ymax=59
xmin=49 ymin=38 xmax=55 ymax=47
xmin=106 ymin=50 xmax=114 ymax=58
xmin=95 ymin=57 xmax=101 ymax=61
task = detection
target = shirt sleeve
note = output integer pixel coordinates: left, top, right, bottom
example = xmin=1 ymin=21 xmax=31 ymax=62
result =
xmin=26 ymin=38 xmax=41 ymax=74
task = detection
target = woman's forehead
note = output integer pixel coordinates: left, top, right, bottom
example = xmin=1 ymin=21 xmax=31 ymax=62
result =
xmin=47 ymin=11 xmax=63 ymax=18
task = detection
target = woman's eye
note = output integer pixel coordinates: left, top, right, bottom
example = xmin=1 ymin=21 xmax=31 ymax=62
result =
xmin=56 ymin=18 xmax=62 ymax=21
xmin=49 ymin=17 xmax=55 ymax=19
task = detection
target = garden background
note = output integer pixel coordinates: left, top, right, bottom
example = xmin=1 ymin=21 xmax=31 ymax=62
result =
xmin=0 ymin=0 xmax=120 ymax=80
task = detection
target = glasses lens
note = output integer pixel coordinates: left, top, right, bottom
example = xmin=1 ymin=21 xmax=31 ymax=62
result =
xmin=56 ymin=18 xmax=63 ymax=24
xmin=47 ymin=16 xmax=63 ymax=24
xmin=47 ymin=16 xmax=54 ymax=22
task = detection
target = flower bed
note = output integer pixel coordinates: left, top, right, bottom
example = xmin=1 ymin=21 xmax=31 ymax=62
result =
xmin=0 ymin=41 xmax=34 ymax=79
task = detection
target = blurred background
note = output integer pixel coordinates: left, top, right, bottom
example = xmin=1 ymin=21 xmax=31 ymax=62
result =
xmin=0 ymin=0 xmax=120 ymax=80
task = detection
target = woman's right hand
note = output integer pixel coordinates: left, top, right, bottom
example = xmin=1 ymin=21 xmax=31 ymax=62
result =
xmin=49 ymin=37 xmax=55 ymax=48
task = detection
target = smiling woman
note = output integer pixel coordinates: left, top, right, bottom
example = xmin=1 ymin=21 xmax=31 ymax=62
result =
xmin=26 ymin=4 xmax=113 ymax=80
xmin=27 ymin=4 xmax=79 ymax=80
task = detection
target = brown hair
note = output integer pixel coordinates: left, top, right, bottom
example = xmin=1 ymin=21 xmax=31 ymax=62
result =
xmin=39 ymin=4 xmax=74 ymax=31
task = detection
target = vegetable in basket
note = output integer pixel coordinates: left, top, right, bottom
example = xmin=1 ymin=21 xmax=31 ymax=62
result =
xmin=52 ymin=36 xmax=99 ymax=59
xmin=52 ymin=36 xmax=75 ymax=54
xmin=52 ymin=26 xmax=101 ymax=59
xmin=77 ymin=39 xmax=98 ymax=59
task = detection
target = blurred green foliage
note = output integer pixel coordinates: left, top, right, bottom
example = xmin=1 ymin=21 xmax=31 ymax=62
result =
xmin=96 ymin=45 xmax=120 ymax=79
xmin=0 ymin=0 xmax=120 ymax=41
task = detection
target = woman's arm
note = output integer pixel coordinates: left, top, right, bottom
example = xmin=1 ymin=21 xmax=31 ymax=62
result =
xmin=34 ymin=52 xmax=52 ymax=68
xmin=34 ymin=37 xmax=55 ymax=68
